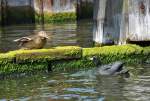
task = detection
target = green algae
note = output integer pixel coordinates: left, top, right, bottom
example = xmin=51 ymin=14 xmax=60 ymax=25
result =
xmin=35 ymin=12 xmax=76 ymax=23
xmin=0 ymin=45 xmax=149 ymax=74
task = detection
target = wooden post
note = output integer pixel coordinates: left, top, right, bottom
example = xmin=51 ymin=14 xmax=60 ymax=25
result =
xmin=47 ymin=0 xmax=53 ymax=8
xmin=39 ymin=0 xmax=44 ymax=30
xmin=93 ymin=0 xmax=107 ymax=45
xmin=1 ymin=0 xmax=8 ymax=26
xmin=77 ymin=0 xmax=81 ymax=20
xmin=119 ymin=0 xmax=129 ymax=44
xmin=0 ymin=0 xmax=2 ymax=26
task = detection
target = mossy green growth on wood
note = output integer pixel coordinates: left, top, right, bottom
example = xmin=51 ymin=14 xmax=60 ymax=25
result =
xmin=35 ymin=12 xmax=76 ymax=23
xmin=0 ymin=45 xmax=150 ymax=74
xmin=47 ymin=44 xmax=150 ymax=72
xmin=0 ymin=46 xmax=82 ymax=74
xmin=0 ymin=46 xmax=81 ymax=62
xmin=83 ymin=44 xmax=150 ymax=64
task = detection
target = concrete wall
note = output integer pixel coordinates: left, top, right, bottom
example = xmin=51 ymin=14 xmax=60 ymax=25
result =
xmin=4 ymin=0 xmax=76 ymax=12
xmin=34 ymin=0 xmax=76 ymax=13
xmin=0 ymin=0 xmax=76 ymax=25
xmin=7 ymin=0 xmax=32 ymax=6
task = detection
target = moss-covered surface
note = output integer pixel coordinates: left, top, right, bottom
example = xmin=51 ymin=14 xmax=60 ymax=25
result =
xmin=52 ymin=45 xmax=150 ymax=71
xmin=83 ymin=44 xmax=146 ymax=63
xmin=0 ymin=45 xmax=149 ymax=75
xmin=0 ymin=46 xmax=82 ymax=74
xmin=35 ymin=12 xmax=76 ymax=23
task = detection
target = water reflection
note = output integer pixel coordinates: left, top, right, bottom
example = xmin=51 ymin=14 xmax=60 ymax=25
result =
xmin=0 ymin=20 xmax=93 ymax=52
xmin=123 ymin=67 xmax=150 ymax=101
xmin=0 ymin=65 xmax=149 ymax=101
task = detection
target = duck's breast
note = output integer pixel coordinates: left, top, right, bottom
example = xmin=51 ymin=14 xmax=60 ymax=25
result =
xmin=109 ymin=61 xmax=123 ymax=72
xmin=34 ymin=37 xmax=47 ymax=49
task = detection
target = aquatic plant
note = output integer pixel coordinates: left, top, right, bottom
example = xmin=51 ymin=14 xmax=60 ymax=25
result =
xmin=35 ymin=12 xmax=76 ymax=23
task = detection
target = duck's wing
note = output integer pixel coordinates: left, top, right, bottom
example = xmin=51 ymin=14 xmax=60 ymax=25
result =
xmin=103 ymin=66 xmax=111 ymax=70
xmin=100 ymin=64 xmax=112 ymax=70
xmin=98 ymin=66 xmax=112 ymax=75
xmin=109 ymin=61 xmax=124 ymax=72
xmin=13 ymin=37 xmax=32 ymax=42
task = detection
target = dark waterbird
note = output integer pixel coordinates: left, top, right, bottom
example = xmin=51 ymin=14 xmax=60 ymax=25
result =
xmin=14 ymin=31 xmax=49 ymax=49
xmin=90 ymin=56 xmax=130 ymax=76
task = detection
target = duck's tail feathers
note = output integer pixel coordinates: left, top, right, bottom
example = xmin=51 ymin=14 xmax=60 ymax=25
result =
xmin=13 ymin=37 xmax=32 ymax=42
xmin=116 ymin=69 xmax=130 ymax=78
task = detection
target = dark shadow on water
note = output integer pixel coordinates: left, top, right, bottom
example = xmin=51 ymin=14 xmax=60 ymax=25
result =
xmin=0 ymin=0 xmax=36 ymax=26
xmin=76 ymin=0 xmax=94 ymax=20
xmin=76 ymin=19 xmax=93 ymax=47
xmin=128 ymin=41 xmax=150 ymax=47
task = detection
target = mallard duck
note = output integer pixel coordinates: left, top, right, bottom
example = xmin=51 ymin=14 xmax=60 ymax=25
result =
xmin=90 ymin=56 xmax=129 ymax=76
xmin=14 ymin=31 xmax=49 ymax=49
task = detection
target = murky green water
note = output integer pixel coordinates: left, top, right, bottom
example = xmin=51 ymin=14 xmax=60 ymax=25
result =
xmin=0 ymin=21 xmax=150 ymax=101
xmin=0 ymin=64 xmax=149 ymax=101
xmin=0 ymin=20 xmax=93 ymax=52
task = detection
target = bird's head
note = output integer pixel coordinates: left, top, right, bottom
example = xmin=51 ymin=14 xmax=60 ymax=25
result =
xmin=89 ymin=56 xmax=101 ymax=66
xmin=38 ymin=31 xmax=49 ymax=39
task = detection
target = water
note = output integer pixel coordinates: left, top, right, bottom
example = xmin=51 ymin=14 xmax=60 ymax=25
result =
xmin=0 ymin=20 xmax=93 ymax=52
xmin=0 ymin=64 xmax=149 ymax=101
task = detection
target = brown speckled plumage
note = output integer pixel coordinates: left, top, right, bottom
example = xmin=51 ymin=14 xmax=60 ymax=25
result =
xmin=14 ymin=31 xmax=49 ymax=49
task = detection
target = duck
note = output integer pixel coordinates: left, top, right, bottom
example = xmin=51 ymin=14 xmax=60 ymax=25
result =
xmin=90 ymin=56 xmax=129 ymax=76
xmin=14 ymin=31 xmax=49 ymax=50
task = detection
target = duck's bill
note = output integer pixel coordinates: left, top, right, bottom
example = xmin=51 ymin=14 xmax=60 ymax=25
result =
xmin=45 ymin=36 xmax=49 ymax=39
xmin=89 ymin=57 xmax=94 ymax=61
xmin=43 ymin=35 xmax=49 ymax=39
